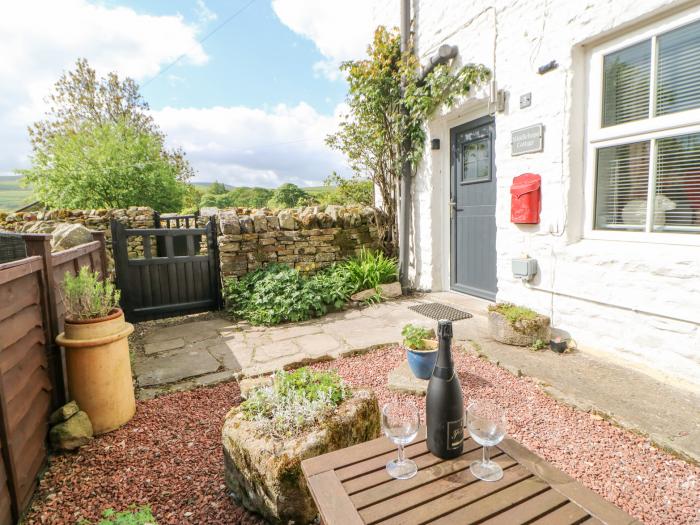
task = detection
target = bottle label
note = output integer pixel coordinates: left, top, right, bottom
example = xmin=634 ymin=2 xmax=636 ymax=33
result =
xmin=446 ymin=418 xmax=464 ymax=450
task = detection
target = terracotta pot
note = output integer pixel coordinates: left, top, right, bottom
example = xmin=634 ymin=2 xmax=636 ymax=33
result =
xmin=56 ymin=308 xmax=135 ymax=434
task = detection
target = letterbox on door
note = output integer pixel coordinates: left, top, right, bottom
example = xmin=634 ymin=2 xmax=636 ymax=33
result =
xmin=510 ymin=173 xmax=541 ymax=224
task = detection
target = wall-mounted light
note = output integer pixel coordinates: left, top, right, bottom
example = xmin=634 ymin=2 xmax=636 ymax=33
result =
xmin=538 ymin=60 xmax=558 ymax=75
xmin=431 ymin=138 xmax=440 ymax=150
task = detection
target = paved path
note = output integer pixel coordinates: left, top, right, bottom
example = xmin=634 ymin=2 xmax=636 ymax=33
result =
xmin=131 ymin=292 xmax=700 ymax=464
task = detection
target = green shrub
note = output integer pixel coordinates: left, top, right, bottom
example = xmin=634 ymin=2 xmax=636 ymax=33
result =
xmin=241 ymin=367 xmax=349 ymax=437
xmin=401 ymin=324 xmax=433 ymax=350
xmin=223 ymin=264 xmax=353 ymax=325
xmin=344 ymin=248 xmax=398 ymax=293
xmin=78 ymin=506 xmax=158 ymax=525
xmin=62 ymin=266 xmax=121 ymax=320
xmin=488 ymin=303 xmax=538 ymax=324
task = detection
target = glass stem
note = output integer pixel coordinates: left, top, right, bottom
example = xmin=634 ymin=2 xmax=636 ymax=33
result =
xmin=397 ymin=444 xmax=405 ymax=465
xmin=482 ymin=445 xmax=490 ymax=465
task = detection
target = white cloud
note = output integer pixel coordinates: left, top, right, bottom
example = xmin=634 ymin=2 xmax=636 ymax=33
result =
xmin=0 ymin=0 xmax=207 ymax=175
xmin=272 ymin=0 xmax=397 ymax=80
xmin=154 ymin=103 xmax=350 ymax=188
xmin=195 ymin=0 xmax=218 ymax=26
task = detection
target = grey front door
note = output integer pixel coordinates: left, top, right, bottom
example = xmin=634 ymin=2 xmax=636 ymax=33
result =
xmin=450 ymin=116 xmax=497 ymax=300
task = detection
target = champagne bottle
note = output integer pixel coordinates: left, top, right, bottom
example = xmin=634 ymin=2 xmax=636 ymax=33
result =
xmin=426 ymin=319 xmax=464 ymax=459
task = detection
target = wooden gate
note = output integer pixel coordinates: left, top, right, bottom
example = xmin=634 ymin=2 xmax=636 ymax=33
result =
xmin=110 ymin=218 xmax=221 ymax=322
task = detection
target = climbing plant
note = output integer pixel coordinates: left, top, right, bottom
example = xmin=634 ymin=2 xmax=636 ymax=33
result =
xmin=326 ymin=26 xmax=490 ymax=255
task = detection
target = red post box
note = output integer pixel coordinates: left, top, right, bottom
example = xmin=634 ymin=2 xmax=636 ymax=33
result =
xmin=510 ymin=173 xmax=541 ymax=224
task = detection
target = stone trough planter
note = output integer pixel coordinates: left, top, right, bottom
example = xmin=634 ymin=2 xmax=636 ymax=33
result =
xmin=488 ymin=307 xmax=551 ymax=346
xmin=222 ymin=389 xmax=380 ymax=524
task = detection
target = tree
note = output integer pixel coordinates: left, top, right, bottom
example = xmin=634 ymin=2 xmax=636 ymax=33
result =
xmin=270 ymin=183 xmax=313 ymax=208
xmin=323 ymin=172 xmax=374 ymax=206
xmin=326 ymin=27 xmax=489 ymax=254
xmin=207 ymin=181 xmax=228 ymax=195
xmin=20 ymin=58 xmax=194 ymax=209
xmin=21 ymin=119 xmax=186 ymax=211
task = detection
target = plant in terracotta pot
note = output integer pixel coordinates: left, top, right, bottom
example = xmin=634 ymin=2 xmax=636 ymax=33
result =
xmin=401 ymin=324 xmax=438 ymax=380
xmin=487 ymin=303 xmax=550 ymax=347
xmin=56 ymin=267 xmax=135 ymax=434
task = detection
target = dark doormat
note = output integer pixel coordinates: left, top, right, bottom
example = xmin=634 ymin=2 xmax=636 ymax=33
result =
xmin=408 ymin=303 xmax=472 ymax=321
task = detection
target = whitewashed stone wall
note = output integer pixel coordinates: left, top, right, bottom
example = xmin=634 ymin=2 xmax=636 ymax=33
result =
xmin=373 ymin=0 xmax=700 ymax=387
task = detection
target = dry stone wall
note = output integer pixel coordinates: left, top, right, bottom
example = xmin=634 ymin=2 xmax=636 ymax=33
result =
xmin=214 ymin=205 xmax=382 ymax=278
xmin=0 ymin=207 xmax=155 ymax=262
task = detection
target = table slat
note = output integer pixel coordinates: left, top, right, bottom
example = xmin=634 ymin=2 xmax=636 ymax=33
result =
xmin=530 ymin=501 xmax=591 ymax=524
xmin=351 ymin=447 xmax=506 ymax=509
xmin=307 ymin=470 xmax=364 ymax=525
xmin=479 ymin=489 xmax=569 ymax=524
xmin=428 ymin=477 xmax=551 ymax=525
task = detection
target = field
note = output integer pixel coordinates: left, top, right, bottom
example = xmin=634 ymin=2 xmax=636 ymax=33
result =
xmin=0 ymin=176 xmax=33 ymax=212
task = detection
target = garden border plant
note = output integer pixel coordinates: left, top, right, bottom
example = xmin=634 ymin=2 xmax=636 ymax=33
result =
xmin=222 ymin=249 xmax=398 ymax=326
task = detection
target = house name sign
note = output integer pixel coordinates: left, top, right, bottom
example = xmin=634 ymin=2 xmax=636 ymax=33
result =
xmin=511 ymin=124 xmax=544 ymax=156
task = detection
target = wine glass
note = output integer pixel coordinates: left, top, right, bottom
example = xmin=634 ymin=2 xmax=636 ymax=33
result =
xmin=381 ymin=400 xmax=420 ymax=480
xmin=466 ymin=399 xmax=507 ymax=482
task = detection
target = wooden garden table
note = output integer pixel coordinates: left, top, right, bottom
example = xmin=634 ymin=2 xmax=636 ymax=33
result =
xmin=301 ymin=428 xmax=640 ymax=525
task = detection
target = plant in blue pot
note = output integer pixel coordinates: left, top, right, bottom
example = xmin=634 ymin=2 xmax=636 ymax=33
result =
xmin=402 ymin=324 xmax=438 ymax=380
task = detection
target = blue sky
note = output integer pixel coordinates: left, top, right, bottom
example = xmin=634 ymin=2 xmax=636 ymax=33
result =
xmin=112 ymin=0 xmax=347 ymax=114
xmin=0 ymin=0 xmax=390 ymax=187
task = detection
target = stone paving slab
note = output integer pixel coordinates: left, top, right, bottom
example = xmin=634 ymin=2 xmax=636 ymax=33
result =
xmin=387 ymin=360 xmax=428 ymax=395
xmin=129 ymin=292 xmax=700 ymax=464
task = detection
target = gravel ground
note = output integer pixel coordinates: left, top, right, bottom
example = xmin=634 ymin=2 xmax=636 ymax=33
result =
xmin=26 ymin=345 xmax=699 ymax=524
xmin=311 ymin=346 xmax=700 ymax=525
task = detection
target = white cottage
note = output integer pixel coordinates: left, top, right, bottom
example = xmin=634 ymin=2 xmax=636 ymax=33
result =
xmin=374 ymin=0 xmax=700 ymax=388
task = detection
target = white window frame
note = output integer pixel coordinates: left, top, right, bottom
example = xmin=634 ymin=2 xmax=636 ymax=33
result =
xmin=584 ymin=7 xmax=700 ymax=246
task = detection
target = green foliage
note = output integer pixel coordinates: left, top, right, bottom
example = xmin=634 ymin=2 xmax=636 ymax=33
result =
xmin=241 ymin=368 xmax=348 ymax=437
xmin=488 ymin=303 xmax=538 ymax=324
xmin=326 ymin=27 xmax=489 ymax=254
xmin=86 ymin=506 xmax=157 ymax=525
xmin=199 ymin=186 xmax=274 ymax=209
xmin=21 ymin=119 xmax=187 ymax=211
xmin=62 ymin=267 xmax=121 ymax=320
xmin=19 ymin=58 xmax=193 ymax=211
xmin=180 ymin=184 xmax=203 ymax=214
xmin=530 ymin=338 xmax=548 ymax=351
xmin=223 ymin=264 xmax=352 ymax=325
xmin=321 ymin=172 xmax=374 ymax=206
xmin=343 ymin=248 xmax=398 ymax=293
xmin=208 ymin=181 xmax=228 ymax=195
xmin=401 ymin=324 xmax=433 ymax=350
xmin=269 ymin=183 xmax=314 ymax=208
xmin=223 ymin=250 xmax=397 ymax=326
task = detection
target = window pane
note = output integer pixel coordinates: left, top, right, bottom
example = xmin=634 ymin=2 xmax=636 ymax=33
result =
xmin=602 ymin=40 xmax=651 ymax=127
xmin=657 ymin=20 xmax=700 ymax=116
xmin=654 ymin=132 xmax=700 ymax=233
xmin=595 ymin=141 xmax=650 ymax=230
xmin=462 ymin=138 xmax=490 ymax=182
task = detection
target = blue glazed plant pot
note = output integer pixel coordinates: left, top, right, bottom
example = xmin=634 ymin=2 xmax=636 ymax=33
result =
xmin=406 ymin=340 xmax=438 ymax=380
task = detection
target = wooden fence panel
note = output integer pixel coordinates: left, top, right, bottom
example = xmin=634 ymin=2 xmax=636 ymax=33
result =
xmin=0 ymin=256 xmax=50 ymax=524
xmin=0 ymin=232 xmax=107 ymax=523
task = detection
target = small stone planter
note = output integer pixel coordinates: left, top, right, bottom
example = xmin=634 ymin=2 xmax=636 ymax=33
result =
xmin=222 ymin=389 xmax=380 ymax=524
xmin=488 ymin=309 xmax=551 ymax=347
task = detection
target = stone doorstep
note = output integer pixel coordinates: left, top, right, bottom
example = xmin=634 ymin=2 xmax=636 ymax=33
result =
xmin=387 ymin=360 xmax=429 ymax=396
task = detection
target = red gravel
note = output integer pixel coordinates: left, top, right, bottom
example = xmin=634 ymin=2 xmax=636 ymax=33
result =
xmin=25 ymin=382 xmax=263 ymax=525
xmin=26 ymin=345 xmax=699 ymax=525
xmin=311 ymin=346 xmax=700 ymax=525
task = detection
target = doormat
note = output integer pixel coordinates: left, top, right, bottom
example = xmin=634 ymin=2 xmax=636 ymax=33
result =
xmin=408 ymin=303 xmax=472 ymax=322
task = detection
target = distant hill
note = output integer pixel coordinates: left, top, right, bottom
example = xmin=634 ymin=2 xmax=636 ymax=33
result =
xmin=0 ymin=176 xmax=34 ymax=212
xmin=0 ymin=178 xmax=333 ymax=213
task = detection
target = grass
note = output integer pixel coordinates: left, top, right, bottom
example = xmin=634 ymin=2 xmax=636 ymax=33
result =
xmin=0 ymin=175 xmax=34 ymax=212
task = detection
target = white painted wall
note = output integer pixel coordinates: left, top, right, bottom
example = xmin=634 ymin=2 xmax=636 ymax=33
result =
xmin=373 ymin=0 xmax=700 ymax=389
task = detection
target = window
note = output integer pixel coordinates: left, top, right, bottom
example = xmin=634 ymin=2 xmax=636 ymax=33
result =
xmin=588 ymin=14 xmax=700 ymax=237
xmin=462 ymin=138 xmax=490 ymax=183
